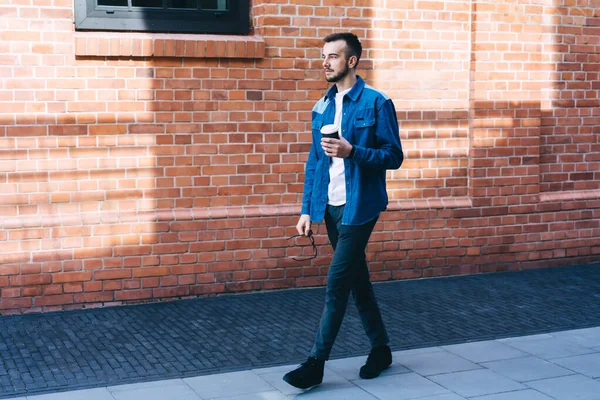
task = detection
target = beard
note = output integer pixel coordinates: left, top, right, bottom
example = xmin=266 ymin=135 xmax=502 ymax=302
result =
xmin=325 ymin=61 xmax=350 ymax=83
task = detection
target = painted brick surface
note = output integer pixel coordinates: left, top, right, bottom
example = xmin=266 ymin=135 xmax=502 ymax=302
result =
xmin=0 ymin=0 xmax=599 ymax=314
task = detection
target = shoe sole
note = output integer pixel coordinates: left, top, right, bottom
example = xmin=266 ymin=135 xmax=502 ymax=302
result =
xmin=359 ymin=363 xmax=391 ymax=379
xmin=282 ymin=374 xmax=322 ymax=389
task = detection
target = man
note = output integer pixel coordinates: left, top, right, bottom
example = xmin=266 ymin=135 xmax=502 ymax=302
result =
xmin=283 ymin=33 xmax=404 ymax=389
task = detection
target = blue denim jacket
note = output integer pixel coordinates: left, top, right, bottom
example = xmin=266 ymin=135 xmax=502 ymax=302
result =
xmin=301 ymin=76 xmax=404 ymax=226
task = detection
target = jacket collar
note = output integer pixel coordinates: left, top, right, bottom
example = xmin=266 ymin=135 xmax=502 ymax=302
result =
xmin=325 ymin=75 xmax=365 ymax=102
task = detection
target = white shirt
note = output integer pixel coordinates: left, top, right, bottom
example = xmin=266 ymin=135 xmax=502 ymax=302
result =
xmin=328 ymin=88 xmax=350 ymax=206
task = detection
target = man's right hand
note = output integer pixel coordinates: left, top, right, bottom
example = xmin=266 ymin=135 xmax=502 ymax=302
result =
xmin=296 ymin=214 xmax=311 ymax=236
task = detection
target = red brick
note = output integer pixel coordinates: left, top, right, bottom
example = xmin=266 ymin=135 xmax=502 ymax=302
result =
xmin=132 ymin=267 xmax=170 ymax=278
xmin=10 ymin=274 xmax=52 ymax=286
xmin=114 ymin=246 xmax=152 ymax=257
xmin=74 ymin=292 xmax=114 ymax=303
xmin=95 ymin=269 xmax=132 ymax=280
xmin=2 ymin=288 xmax=21 ymax=298
xmin=153 ymin=287 xmax=189 ymax=298
xmin=190 ymin=284 xmax=225 ymax=295
xmin=83 ymin=281 xmax=103 ymax=292
xmin=115 ymin=290 xmax=152 ymax=301
xmin=53 ymin=272 xmax=92 ymax=284
xmin=0 ymin=265 xmax=20 ymax=276
xmin=105 ymin=280 xmax=124 ymax=291
xmin=0 ymin=298 xmax=32 ymax=310
xmin=141 ymin=278 xmax=159 ymax=288
xmin=152 ymin=244 xmax=188 ymax=254
xmin=33 ymin=294 xmax=74 ymax=307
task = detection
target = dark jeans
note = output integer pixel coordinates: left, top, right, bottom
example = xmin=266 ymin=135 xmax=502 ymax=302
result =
xmin=310 ymin=204 xmax=389 ymax=360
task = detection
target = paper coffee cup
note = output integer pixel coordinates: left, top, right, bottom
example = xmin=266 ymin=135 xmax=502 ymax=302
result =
xmin=321 ymin=124 xmax=339 ymax=139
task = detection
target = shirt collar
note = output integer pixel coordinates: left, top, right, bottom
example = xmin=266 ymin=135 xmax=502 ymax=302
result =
xmin=325 ymin=75 xmax=365 ymax=102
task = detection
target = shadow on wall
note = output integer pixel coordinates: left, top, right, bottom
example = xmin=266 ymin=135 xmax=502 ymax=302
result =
xmin=541 ymin=1 xmax=600 ymax=193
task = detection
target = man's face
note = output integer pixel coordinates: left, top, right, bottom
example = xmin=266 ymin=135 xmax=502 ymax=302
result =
xmin=322 ymin=40 xmax=352 ymax=83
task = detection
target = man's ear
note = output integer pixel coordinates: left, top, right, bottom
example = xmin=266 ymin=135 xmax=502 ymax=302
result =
xmin=348 ymin=55 xmax=357 ymax=69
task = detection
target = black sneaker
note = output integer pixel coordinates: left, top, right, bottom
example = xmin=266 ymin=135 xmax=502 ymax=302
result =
xmin=283 ymin=356 xmax=325 ymax=389
xmin=360 ymin=345 xmax=392 ymax=379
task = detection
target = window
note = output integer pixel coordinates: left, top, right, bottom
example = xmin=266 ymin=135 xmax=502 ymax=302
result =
xmin=74 ymin=0 xmax=249 ymax=34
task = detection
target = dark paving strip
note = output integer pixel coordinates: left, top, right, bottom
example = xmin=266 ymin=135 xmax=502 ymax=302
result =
xmin=0 ymin=263 xmax=599 ymax=398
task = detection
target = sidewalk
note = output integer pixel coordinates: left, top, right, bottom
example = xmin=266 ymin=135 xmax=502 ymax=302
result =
xmin=5 ymin=326 xmax=600 ymax=399
xmin=0 ymin=263 xmax=599 ymax=399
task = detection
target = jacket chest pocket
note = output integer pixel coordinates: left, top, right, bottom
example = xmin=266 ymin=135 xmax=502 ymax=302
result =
xmin=352 ymin=109 xmax=376 ymax=145
xmin=354 ymin=108 xmax=375 ymax=129
xmin=355 ymin=116 xmax=375 ymax=128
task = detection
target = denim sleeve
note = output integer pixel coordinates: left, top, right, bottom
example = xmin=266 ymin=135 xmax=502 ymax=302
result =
xmin=352 ymin=99 xmax=404 ymax=170
xmin=301 ymin=133 xmax=319 ymax=216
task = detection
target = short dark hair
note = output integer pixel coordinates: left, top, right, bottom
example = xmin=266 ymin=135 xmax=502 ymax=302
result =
xmin=323 ymin=32 xmax=362 ymax=68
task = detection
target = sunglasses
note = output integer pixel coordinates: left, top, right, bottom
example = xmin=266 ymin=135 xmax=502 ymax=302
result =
xmin=286 ymin=229 xmax=317 ymax=261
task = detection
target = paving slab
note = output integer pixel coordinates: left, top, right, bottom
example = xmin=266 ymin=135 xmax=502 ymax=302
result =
xmin=215 ymin=392 xmax=288 ymax=400
xmin=501 ymin=335 xmax=596 ymax=359
xmin=550 ymin=353 xmax=600 ymax=379
xmin=480 ymin=356 xmax=573 ymax=382
xmin=441 ymin=340 xmax=526 ymax=363
xmin=353 ymin=372 xmax=450 ymax=400
xmin=470 ymin=389 xmax=554 ymax=400
xmin=399 ymin=350 xmax=481 ymax=376
xmin=551 ymin=326 xmax=600 ymax=348
xmin=428 ymin=369 xmax=525 ymax=398
xmin=525 ymin=374 xmax=600 ymax=400
xmin=184 ymin=371 xmax=274 ymax=399
xmin=413 ymin=395 xmax=466 ymax=400
xmin=109 ymin=380 xmax=200 ymax=400
xmin=288 ymin=386 xmax=378 ymax=400
xmin=26 ymin=388 xmax=115 ymax=400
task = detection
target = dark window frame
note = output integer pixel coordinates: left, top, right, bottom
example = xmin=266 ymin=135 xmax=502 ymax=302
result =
xmin=74 ymin=0 xmax=249 ymax=35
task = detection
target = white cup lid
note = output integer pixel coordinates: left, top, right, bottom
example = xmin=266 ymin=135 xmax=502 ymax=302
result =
xmin=320 ymin=124 xmax=338 ymax=135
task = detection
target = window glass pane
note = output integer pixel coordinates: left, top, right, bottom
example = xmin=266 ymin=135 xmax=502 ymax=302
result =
xmin=76 ymin=0 xmax=249 ymax=33
xmin=200 ymin=0 xmax=227 ymax=11
xmin=97 ymin=0 xmax=128 ymax=6
xmin=168 ymin=0 xmax=196 ymax=9
xmin=132 ymin=0 xmax=163 ymax=7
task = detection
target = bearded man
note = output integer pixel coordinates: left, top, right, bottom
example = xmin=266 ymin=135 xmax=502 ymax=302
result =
xmin=283 ymin=32 xmax=405 ymax=389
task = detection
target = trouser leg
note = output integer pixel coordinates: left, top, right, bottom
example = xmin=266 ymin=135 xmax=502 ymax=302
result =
xmin=352 ymin=257 xmax=389 ymax=349
xmin=310 ymin=205 xmax=381 ymax=360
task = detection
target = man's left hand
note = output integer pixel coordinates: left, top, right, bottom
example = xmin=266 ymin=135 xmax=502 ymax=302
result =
xmin=321 ymin=137 xmax=353 ymax=158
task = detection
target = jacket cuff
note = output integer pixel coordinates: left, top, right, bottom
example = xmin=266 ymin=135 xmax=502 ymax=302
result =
xmin=348 ymin=145 xmax=356 ymax=159
xmin=350 ymin=145 xmax=361 ymax=162
xmin=301 ymin=204 xmax=310 ymax=215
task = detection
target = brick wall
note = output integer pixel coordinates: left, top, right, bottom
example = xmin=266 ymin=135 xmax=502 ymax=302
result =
xmin=0 ymin=0 xmax=599 ymax=314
